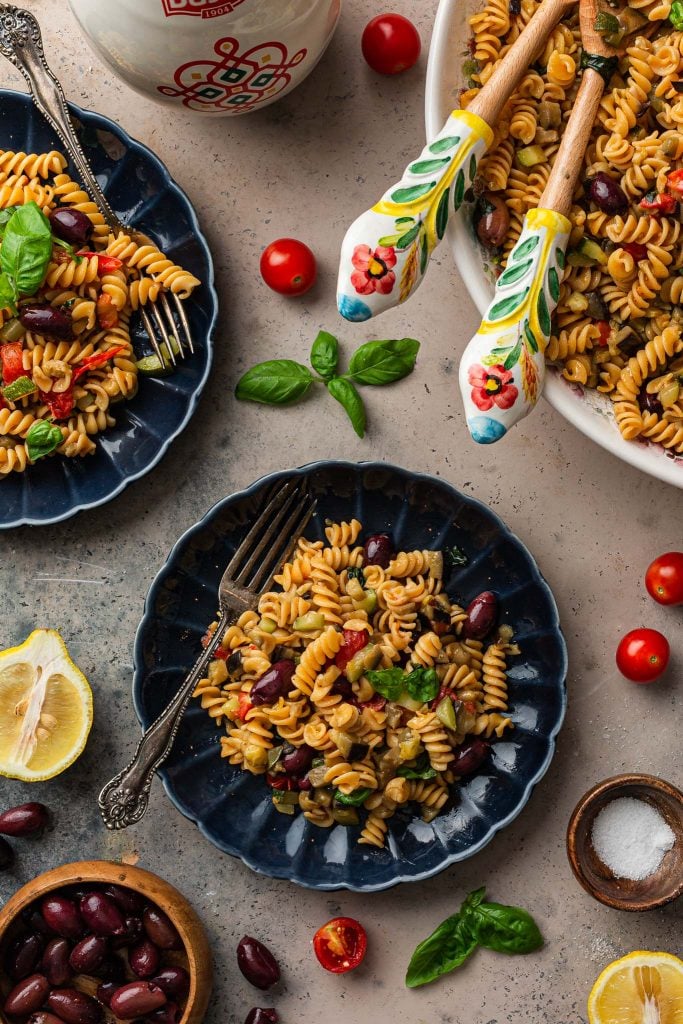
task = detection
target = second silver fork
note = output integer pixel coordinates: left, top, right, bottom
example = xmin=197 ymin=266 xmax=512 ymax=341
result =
xmin=98 ymin=478 xmax=317 ymax=830
xmin=0 ymin=3 xmax=193 ymax=368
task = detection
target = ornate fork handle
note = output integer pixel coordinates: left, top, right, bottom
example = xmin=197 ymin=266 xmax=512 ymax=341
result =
xmin=98 ymin=621 xmax=229 ymax=830
xmin=0 ymin=4 xmax=122 ymax=232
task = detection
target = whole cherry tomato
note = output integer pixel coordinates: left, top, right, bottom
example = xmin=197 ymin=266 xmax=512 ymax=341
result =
xmin=361 ymin=14 xmax=421 ymax=75
xmin=313 ymin=917 xmax=367 ymax=974
xmin=616 ymin=628 xmax=670 ymax=683
xmin=259 ymin=238 xmax=317 ymax=296
xmin=645 ymin=552 xmax=683 ymax=606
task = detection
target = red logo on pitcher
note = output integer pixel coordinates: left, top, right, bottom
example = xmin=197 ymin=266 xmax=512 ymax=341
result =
xmin=160 ymin=0 xmax=247 ymax=17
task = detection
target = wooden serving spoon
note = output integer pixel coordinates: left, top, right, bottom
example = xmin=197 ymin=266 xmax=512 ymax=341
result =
xmin=336 ymin=0 xmax=576 ymax=322
xmin=458 ymin=0 xmax=618 ymax=443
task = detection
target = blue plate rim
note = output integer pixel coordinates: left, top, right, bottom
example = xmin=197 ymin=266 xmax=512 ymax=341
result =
xmin=132 ymin=460 xmax=568 ymax=892
xmin=0 ymin=88 xmax=218 ymax=529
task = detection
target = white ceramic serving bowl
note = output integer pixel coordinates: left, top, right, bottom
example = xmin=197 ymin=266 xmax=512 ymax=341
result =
xmin=68 ymin=0 xmax=341 ymax=116
xmin=425 ymin=0 xmax=683 ymax=488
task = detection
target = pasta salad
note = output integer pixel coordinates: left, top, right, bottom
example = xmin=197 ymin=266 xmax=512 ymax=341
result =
xmin=194 ymin=519 xmax=518 ymax=850
xmin=0 ymin=148 xmax=201 ymax=475
xmin=467 ymin=0 xmax=683 ymax=453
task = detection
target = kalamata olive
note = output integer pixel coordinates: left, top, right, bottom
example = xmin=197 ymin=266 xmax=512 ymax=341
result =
xmin=4 ymin=973 xmax=50 ymax=1016
xmin=145 ymin=1002 xmax=180 ymax=1024
xmin=237 ymin=936 xmax=280 ymax=991
xmin=7 ymin=932 xmax=45 ymax=980
xmin=297 ymin=776 xmax=312 ymax=791
xmin=0 ymin=836 xmax=15 ymax=869
xmin=92 ymin=955 xmax=126 ymax=982
xmin=41 ymin=896 xmax=83 ymax=939
xmin=451 ymin=738 xmax=490 ymax=775
xmin=23 ymin=908 xmax=53 ymax=936
xmin=47 ymin=988 xmax=103 ymax=1024
xmin=639 ymin=390 xmax=663 ymax=416
xmin=19 ymin=304 xmax=73 ymax=340
xmin=109 ymin=982 xmax=167 ymax=1019
xmin=474 ymin=193 xmax=510 ymax=249
xmin=111 ymin=916 xmax=143 ymax=950
xmin=0 ymin=802 xmax=50 ymax=837
xmin=69 ymin=935 xmax=108 ymax=973
xmin=129 ymin=940 xmax=160 ymax=979
xmin=250 ymin=660 xmax=295 ymax=706
xmin=281 ymin=744 xmax=315 ymax=776
xmin=141 ymin=908 xmax=181 ymax=951
xmin=103 ymin=885 xmax=144 ymax=917
xmin=363 ymin=533 xmax=394 ymax=568
xmin=94 ymin=983 xmax=118 ymax=1009
xmin=48 ymin=208 xmax=92 ymax=247
xmin=462 ymin=591 xmax=498 ymax=639
xmin=588 ymin=172 xmax=628 ymax=214
xmin=79 ymin=893 xmax=125 ymax=936
xmin=245 ymin=1010 xmax=278 ymax=1024
xmin=41 ymin=938 xmax=73 ymax=986
xmin=150 ymin=967 xmax=189 ymax=1001
xmin=29 ymin=1012 xmax=68 ymax=1024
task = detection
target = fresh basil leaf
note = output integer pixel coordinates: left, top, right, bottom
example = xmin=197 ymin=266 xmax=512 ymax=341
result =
xmin=366 ymin=667 xmax=405 ymax=701
xmin=310 ymin=330 xmax=339 ymax=381
xmin=1 ymin=202 xmax=53 ymax=296
xmin=461 ymin=886 xmax=487 ymax=914
xmin=463 ymin=898 xmax=543 ymax=955
xmin=405 ymin=912 xmax=477 ymax=988
xmin=327 ymin=377 xmax=366 ymax=438
xmin=52 ymin=237 xmax=79 ymax=261
xmin=405 ymin=667 xmax=439 ymax=703
xmin=26 ymin=420 xmax=63 ymax=462
xmin=397 ymin=752 xmax=436 ymax=780
xmin=235 ymin=359 xmax=313 ymax=405
xmin=446 ymin=544 xmax=468 ymax=567
xmin=347 ymin=337 xmax=420 ymax=386
xmin=334 ymin=787 xmax=373 ymax=807
xmin=0 ymin=271 xmax=17 ymax=312
xmin=0 ymin=206 xmax=18 ymax=235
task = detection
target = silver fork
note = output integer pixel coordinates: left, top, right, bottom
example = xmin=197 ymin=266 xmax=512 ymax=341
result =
xmin=98 ymin=478 xmax=317 ymax=830
xmin=0 ymin=5 xmax=193 ymax=369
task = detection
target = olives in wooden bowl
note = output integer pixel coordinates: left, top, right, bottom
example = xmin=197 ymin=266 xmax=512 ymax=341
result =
xmin=0 ymin=861 xmax=211 ymax=1024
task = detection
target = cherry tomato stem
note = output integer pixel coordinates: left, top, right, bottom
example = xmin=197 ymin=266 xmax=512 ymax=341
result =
xmin=313 ymin=917 xmax=367 ymax=974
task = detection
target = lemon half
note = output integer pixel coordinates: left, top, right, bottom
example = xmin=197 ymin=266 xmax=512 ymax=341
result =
xmin=588 ymin=951 xmax=683 ymax=1024
xmin=0 ymin=629 xmax=93 ymax=781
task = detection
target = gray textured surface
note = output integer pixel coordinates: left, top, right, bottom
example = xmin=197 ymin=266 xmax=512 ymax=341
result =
xmin=1 ymin=2 xmax=681 ymax=1022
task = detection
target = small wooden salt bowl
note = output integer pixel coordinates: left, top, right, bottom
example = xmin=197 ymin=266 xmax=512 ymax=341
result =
xmin=567 ymin=774 xmax=683 ymax=911
xmin=0 ymin=860 xmax=212 ymax=1024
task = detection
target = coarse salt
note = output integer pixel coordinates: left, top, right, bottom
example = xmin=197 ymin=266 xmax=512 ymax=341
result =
xmin=591 ymin=796 xmax=676 ymax=881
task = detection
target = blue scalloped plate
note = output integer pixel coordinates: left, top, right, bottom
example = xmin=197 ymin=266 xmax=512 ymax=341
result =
xmin=134 ymin=462 xmax=568 ymax=891
xmin=0 ymin=89 xmax=217 ymax=528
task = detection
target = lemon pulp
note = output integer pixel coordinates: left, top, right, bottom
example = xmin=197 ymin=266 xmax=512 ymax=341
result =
xmin=588 ymin=951 xmax=683 ymax=1024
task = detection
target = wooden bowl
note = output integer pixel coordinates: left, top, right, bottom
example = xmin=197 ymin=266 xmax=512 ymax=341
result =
xmin=567 ymin=774 xmax=683 ymax=911
xmin=0 ymin=860 xmax=212 ymax=1024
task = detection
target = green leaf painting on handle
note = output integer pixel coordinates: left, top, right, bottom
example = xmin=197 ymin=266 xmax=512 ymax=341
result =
xmin=489 ymin=289 xmax=529 ymax=321
xmin=469 ymin=153 xmax=477 ymax=181
xmin=428 ymin=135 xmax=461 ymax=154
xmin=419 ymin=232 xmax=429 ymax=274
xmin=555 ymin=247 xmax=566 ymax=269
xmin=453 ymin=168 xmax=466 ymax=211
xmin=436 ymin=189 xmax=450 ymax=240
xmin=548 ymin=266 xmax=560 ymax=303
xmin=510 ymin=234 xmax=539 ymax=262
xmin=409 ymin=157 xmax=451 ymax=175
xmin=537 ymin=287 xmax=551 ymax=338
xmin=391 ymin=182 xmax=435 ymax=204
xmin=497 ymin=259 xmax=532 ymax=288
xmin=503 ymin=338 xmax=522 ymax=371
xmin=396 ymin=223 xmax=422 ymax=249
xmin=524 ymin=320 xmax=538 ymax=353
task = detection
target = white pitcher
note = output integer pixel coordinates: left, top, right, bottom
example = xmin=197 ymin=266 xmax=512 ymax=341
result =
xmin=68 ymin=0 xmax=342 ymax=116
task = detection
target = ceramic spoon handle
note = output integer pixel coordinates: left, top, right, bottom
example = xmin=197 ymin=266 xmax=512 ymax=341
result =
xmin=336 ymin=0 xmax=575 ymax=322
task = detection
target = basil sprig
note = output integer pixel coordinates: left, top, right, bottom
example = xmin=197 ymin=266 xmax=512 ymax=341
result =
xmin=396 ymin=752 xmax=436 ymax=780
xmin=366 ymin=666 xmax=439 ymax=703
xmin=235 ymin=332 xmax=420 ymax=438
xmin=26 ymin=420 xmax=63 ymax=462
xmin=0 ymin=201 xmax=54 ymax=313
xmin=406 ymin=887 xmax=543 ymax=988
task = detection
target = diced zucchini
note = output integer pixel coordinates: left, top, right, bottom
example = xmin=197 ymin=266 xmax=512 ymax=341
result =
xmin=258 ymin=616 xmax=277 ymax=634
xmin=332 ymin=807 xmax=360 ymax=825
xmin=435 ymin=696 xmax=457 ymax=730
xmin=0 ymin=317 xmax=25 ymax=343
xmin=593 ymin=11 xmax=620 ymax=34
xmin=516 ymin=145 xmax=546 ymax=168
xmin=568 ymin=238 xmax=607 ymax=267
xmin=345 ymin=643 xmax=380 ymax=683
xmin=395 ymin=692 xmax=424 ymax=713
xmin=293 ymin=611 xmax=325 ymax=631
xmin=2 ymin=376 xmax=37 ymax=401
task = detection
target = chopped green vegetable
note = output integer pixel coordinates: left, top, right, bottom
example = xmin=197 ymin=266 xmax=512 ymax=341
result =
xmin=593 ymin=10 xmax=620 ymax=34
xmin=435 ymin=696 xmax=457 ymax=730
xmin=446 ymin=544 xmax=468 ymax=568
xmin=334 ymin=787 xmax=372 ymax=806
xmin=356 ymin=588 xmax=377 ymax=614
xmin=258 ymin=616 xmax=277 ymax=634
xmin=0 ymin=317 xmax=25 ymax=343
xmin=671 ymin=0 xmax=683 ymax=28
xmin=397 ymin=753 xmax=436 ymax=780
xmin=405 ymin=667 xmax=440 ymax=703
xmin=2 ymin=375 xmax=37 ymax=401
xmin=516 ymin=145 xmax=546 ymax=168
xmin=292 ymin=611 xmax=325 ymax=631
xmin=345 ymin=643 xmax=381 ymax=683
xmin=366 ymin=667 xmax=405 ymax=701
xmin=347 ymin=566 xmax=366 ymax=585
xmin=135 ymin=354 xmax=173 ymax=377
xmin=25 ymin=420 xmax=62 ymax=462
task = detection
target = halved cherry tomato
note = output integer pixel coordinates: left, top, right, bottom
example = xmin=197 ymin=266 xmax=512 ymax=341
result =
xmin=645 ymin=552 xmax=683 ymax=606
xmin=40 ymin=386 xmax=74 ymax=420
xmin=335 ymin=628 xmax=369 ymax=671
xmin=260 ymin=238 xmax=317 ymax=296
xmin=77 ymin=252 xmax=124 ymax=274
xmin=616 ymin=628 xmax=669 ymax=683
xmin=666 ymin=169 xmax=683 ymax=200
xmin=313 ymin=917 xmax=367 ymax=974
xmin=0 ymin=342 xmax=24 ymax=385
xmin=361 ymin=14 xmax=421 ymax=75
xmin=639 ymin=191 xmax=677 ymax=216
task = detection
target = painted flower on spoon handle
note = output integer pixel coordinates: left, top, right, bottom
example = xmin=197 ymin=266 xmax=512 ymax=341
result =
xmin=459 ymin=208 xmax=571 ymax=443
xmin=337 ymin=110 xmax=493 ymax=322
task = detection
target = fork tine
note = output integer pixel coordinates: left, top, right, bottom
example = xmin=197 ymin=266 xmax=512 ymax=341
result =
xmin=159 ymin=291 xmax=185 ymax=358
xmin=149 ymin=301 xmax=177 ymax=367
xmin=253 ymin=496 xmax=317 ymax=594
xmin=172 ymin=292 xmax=195 ymax=354
xmin=223 ymin=478 xmax=300 ymax=578
xmin=231 ymin=486 xmax=304 ymax=585
xmin=139 ymin=305 xmax=167 ymax=368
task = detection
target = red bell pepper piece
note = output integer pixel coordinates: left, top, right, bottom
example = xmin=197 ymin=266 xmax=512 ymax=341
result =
xmin=621 ymin=242 xmax=648 ymax=262
xmin=639 ymin=191 xmax=677 ymax=216
xmin=666 ymin=169 xmax=683 ymax=199
xmin=76 ymin=252 xmax=123 ymax=274
xmin=0 ymin=342 xmax=24 ymax=385
xmin=96 ymin=294 xmax=119 ymax=330
xmin=595 ymin=320 xmax=611 ymax=347
xmin=72 ymin=344 xmax=128 ymax=384
xmin=41 ymin=386 xmax=74 ymax=420
xmin=335 ymin=628 xmax=370 ymax=671
xmin=234 ymin=692 xmax=253 ymax=722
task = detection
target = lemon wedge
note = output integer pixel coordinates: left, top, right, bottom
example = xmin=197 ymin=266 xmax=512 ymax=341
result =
xmin=0 ymin=629 xmax=93 ymax=781
xmin=588 ymin=951 xmax=683 ymax=1024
